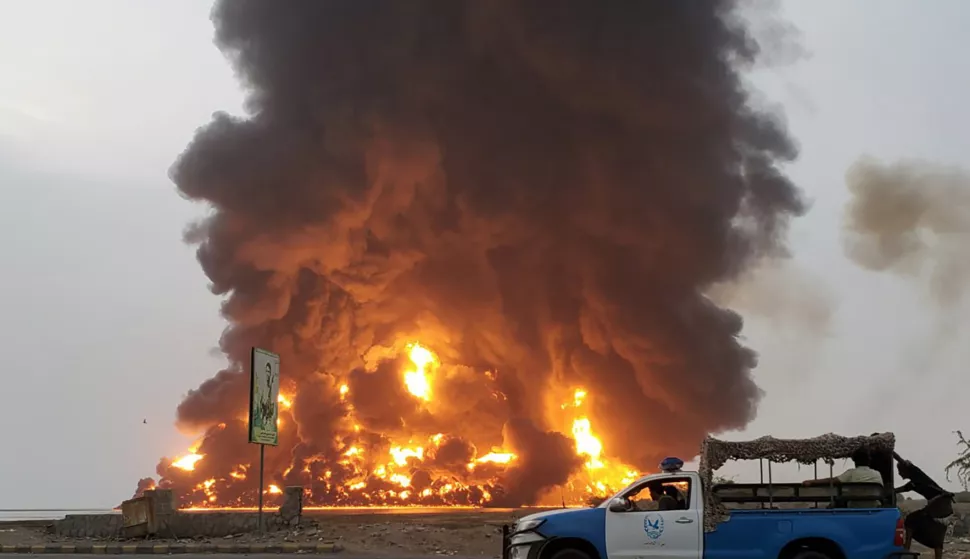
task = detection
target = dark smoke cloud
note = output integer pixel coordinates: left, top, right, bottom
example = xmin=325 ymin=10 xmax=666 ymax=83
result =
xmin=132 ymin=477 xmax=155 ymax=499
xmin=844 ymin=156 xmax=970 ymax=307
xmin=162 ymin=0 xmax=804 ymax=504
xmin=429 ymin=437 xmax=477 ymax=468
xmin=495 ymin=418 xmax=583 ymax=506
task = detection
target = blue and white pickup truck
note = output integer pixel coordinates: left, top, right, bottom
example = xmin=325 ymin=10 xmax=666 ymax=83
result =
xmin=503 ymin=434 xmax=916 ymax=559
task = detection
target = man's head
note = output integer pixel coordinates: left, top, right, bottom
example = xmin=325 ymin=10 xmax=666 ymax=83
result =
xmin=851 ymin=447 xmax=871 ymax=468
xmin=647 ymin=482 xmax=663 ymax=500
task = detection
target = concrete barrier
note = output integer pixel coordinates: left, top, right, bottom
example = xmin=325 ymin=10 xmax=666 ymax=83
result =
xmin=0 ymin=542 xmax=341 ymax=554
xmin=53 ymin=511 xmax=315 ymax=539
xmin=52 ymin=485 xmax=312 ymax=539
xmin=16 ymin=491 xmax=329 ymax=554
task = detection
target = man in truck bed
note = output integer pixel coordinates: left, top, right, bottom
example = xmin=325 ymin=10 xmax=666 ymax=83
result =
xmin=802 ymin=447 xmax=884 ymax=507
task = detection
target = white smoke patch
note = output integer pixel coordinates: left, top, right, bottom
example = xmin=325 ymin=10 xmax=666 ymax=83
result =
xmin=709 ymin=259 xmax=834 ymax=335
xmin=844 ymin=156 xmax=970 ymax=309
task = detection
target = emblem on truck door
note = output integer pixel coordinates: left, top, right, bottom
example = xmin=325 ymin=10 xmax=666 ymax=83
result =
xmin=643 ymin=513 xmax=664 ymax=540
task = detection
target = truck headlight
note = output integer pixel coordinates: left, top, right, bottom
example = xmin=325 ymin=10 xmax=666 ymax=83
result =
xmin=510 ymin=544 xmax=532 ymax=559
xmin=513 ymin=518 xmax=546 ymax=534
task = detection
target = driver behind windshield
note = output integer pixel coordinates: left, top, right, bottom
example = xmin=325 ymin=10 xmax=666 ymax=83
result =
xmin=663 ymin=485 xmax=686 ymax=509
xmin=648 ymin=483 xmax=680 ymax=511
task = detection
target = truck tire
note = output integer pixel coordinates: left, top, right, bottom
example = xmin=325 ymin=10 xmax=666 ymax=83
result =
xmin=790 ymin=551 xmax=834 ymax=559
xmin=548 ymin=548 xmax=592 ymax=559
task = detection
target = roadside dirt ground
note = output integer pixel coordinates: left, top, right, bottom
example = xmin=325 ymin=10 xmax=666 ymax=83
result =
xmin=2 ymin=506 xmax=970 ymax=558
xmin=0 ymin=510 xmax=529 ymax=558
xmin=916 ymin=540 xmax=970 ymax=559
xmin=292 ymin=509 xmax=522 ymax=556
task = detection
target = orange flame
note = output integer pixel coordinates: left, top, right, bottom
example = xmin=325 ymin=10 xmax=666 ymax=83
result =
xmin=403 ymin=344 xmax=435 ymax=400
xmin=171 ymin=454 xmax=204 ymax=471
xmin=476 ymin=452 xmax=516 ymax=464
xmin=156 ymin=344 xmax=644 ymax=508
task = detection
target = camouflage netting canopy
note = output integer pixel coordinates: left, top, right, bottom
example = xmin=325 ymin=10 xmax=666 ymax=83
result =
xmin=698 ymin=432 xmax=895 ymax=532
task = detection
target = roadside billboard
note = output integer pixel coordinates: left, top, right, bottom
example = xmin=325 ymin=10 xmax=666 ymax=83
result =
xmin=248 ymin=347 xmax=280 ymax=446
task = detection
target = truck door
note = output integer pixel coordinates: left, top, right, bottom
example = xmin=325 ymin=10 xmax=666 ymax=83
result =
xmin=605 ymin=475 xmax=702 ymax=559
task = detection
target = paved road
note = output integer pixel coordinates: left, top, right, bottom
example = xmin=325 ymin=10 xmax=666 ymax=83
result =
xmin=0 ymin=555 xmax=494 ymax=559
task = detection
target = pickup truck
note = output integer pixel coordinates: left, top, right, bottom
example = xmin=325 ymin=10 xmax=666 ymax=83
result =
xmin=503 ymin=434 xmax=916 ymax=559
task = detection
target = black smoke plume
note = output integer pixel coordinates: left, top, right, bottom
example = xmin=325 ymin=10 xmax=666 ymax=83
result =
xmin=156 ymin=0 xmax=805 ymax=506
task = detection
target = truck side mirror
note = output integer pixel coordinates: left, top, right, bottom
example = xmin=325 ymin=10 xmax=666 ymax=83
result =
xmin=608 ymin=497 xmax=631 ymax=512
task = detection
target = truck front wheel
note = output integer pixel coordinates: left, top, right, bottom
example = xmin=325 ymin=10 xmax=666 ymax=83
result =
xmin=790 ymin=551 xmax=836 ymax=559
xmin=548 ymin=549 xmax=592 ymax=559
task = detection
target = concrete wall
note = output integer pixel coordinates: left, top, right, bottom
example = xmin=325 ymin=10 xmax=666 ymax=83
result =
xmin=53 ymin=485 xmax=312 ymax=539
xmin=53 ymin=512 xmax=313 ymax=539
xmin=54 ymin=514 xmax=124 ymax=539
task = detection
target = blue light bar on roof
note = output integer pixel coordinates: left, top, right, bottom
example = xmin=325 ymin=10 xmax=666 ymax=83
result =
xmin=660 ymin=457 xmax=684 ymax=473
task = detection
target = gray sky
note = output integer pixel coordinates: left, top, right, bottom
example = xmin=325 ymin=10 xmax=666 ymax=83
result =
xmin=1 ymin=0 xmax=968 ymax=508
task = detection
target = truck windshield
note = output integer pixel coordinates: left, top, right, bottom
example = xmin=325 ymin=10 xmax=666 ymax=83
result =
xmin=600 ymin=477 xmax=691 ymax=511
xmin=628 ymin=480 xmax=688 ymax=511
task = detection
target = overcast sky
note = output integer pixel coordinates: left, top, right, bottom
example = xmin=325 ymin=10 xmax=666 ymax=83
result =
xmin=1 ymin=0 xmax=968 ymax=508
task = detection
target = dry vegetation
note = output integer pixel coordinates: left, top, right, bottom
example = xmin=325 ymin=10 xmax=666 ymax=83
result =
xmin=947 ymin=431 xmax=970 ymax=491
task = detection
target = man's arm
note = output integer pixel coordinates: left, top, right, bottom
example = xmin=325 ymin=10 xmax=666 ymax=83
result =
xmin=804 ymin=469 xmax=855 ymax=486
xmin=803 ymin=477 xmax=842 ymax=486
xmin=894 ymin=481 xmax=915 ymax=494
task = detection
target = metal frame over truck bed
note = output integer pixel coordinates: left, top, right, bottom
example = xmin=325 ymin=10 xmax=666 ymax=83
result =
xmin=698 ymin=432 xmax=898 ymax=531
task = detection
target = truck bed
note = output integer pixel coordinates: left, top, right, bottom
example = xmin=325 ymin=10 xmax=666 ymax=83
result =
xmin=704 ymin=506 xmax=902 ymax=559
xmin=712 ymin=481 xmax=890 ymax=509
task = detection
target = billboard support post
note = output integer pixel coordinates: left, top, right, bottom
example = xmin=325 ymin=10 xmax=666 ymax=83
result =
xmin=258 ymin=443 xmax=265 ymax=532
xmin=249 ymin=347 xmax=281 ymax=535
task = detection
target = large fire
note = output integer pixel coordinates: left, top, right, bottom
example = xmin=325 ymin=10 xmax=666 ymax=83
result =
xmin=153 ymin=0 xmax=805 ymax=514
xmin=143 ymin=343 xmax=639 ymax=509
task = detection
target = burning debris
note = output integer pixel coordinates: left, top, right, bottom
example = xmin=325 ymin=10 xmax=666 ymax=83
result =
xmin=142 ymin=0 xmax=804 ymax=508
